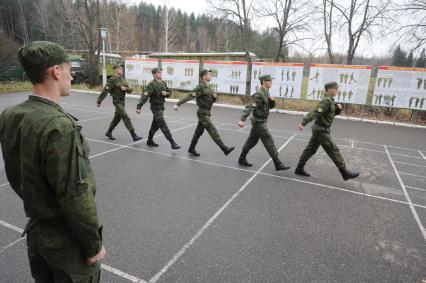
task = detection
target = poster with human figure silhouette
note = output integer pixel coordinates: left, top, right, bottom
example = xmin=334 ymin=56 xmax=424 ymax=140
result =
xmin=373 ymin=66 xmax=426 ymax=110
xmin=160 ymin=59 xmax=199 ymax=90
xmin=125 ymin=57 xmax=159 ymax=88
xmin=251 ymin=62 xmax=304 ymax=99
xmin=307 ymin=64 xmax=372 ymax=105
xmin=203 ymin=60 xmax=247 ymax=95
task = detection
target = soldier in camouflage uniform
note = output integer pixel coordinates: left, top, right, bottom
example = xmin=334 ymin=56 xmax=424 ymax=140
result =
xmin=0 ymin=41 xmax=105 ymax=282
xmin=97 ymin=64 xmax=142 ymax=141
xmin=295 ymin=81 xmax=360 ymax=181
xmin=174 ymin=69 xmax=234 ymax=156
xmin=136 ymin=67 xmax=180 ymax=149
xmin=238 ymin=75 xmax=291 ymax=171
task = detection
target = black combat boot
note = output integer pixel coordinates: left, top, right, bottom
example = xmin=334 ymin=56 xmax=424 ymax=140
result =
xmin=105 ymin=127 xmax=115 ymax=140
xmin=188 ymin=146 xmax=200 ymax=156
xmin=147 ymin=136 xmax=159 ymax=147
xmin=339 ymin=168 xmax=360 ymax=181
xmin=170 ymin=139 xmax=181 ymax=150
xmin=273 ymin=159 xmax=291 ymax=171
xmin=221 ymin=145 xmax=235 ymax=156
xmin=238 ymin=151 xmax=253 ymax=167
xmin=130 ymin=130 xmax=142 ymax=142
xmin=295 ymin=162 xmax=310 ymax=177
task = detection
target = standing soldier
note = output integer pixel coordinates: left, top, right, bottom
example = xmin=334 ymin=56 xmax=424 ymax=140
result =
xmin=97 ymin=64 xmax=142 ymax=141
xmin=174 ymin=69 xmax=235 ymax=157
xmin=0 ymin=41 xmax=105 ymax=282
xmin=295 ymin=81 xmax=360 ymax=181
xmin=136 ymin=67 xmax=180 ymax=149
xmin=237 ymin=75 xmax=291 ymax=171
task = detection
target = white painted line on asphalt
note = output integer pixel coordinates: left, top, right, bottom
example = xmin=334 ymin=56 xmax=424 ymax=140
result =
xmin=79 ymin=116 xmax=110 ymax=122
xmin=406 ymin=186 xmax=426 ymax=192
xmin=0 ymin=220 xmax=24 ymax=234
xmin=351 ymin=140 xmax=354 ymax=148
xmin=101 ymin=264 xmax=147 ymax=283
xmin=399 ymin=172 xmax=426 ymax=179
xmin=89 ymin=123 xmax=197 ymax=159
xmin=148 ymin=134 xmax=296 ymax=283
xmin=394 ymin=161 xmax=426 ymax=169
xmin=2 ymin=237 xmax=26 ymax=251
xmin=0 ymin=183 xmax=9 ymax=187
xmin=86 ymin=136 xmax=426 ymax=210
xmin=419 ymin=150 xmax=426 ymax=161
xmin=385 ymin=146 xmax=426 ymax=242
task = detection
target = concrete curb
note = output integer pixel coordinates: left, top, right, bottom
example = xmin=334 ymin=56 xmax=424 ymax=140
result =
xmin=71 ymin=89 xmax=426 ymax=129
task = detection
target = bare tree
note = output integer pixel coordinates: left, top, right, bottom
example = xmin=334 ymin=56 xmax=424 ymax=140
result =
xmin=208 ymin=0 xmax=256 ymax=52
xmin=160 ymin=6 xmax=178 ymax=52
xmin=259 ymin=0 xmax=312 ymax=62
xmin=322 ymin=0 xmax=335 ymax=63
xmin=16 ymin=0 xmax=29 ymax=43
xmin=330 ymin=0 xmax=392 ymax=64
xmin=394 ymin=0 xmax=426 ymax=50
xmin=34 ymin=0 xmax=51 ymax=40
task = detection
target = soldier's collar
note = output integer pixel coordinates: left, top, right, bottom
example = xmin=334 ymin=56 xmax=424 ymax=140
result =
xmin=29 ymin=95 xmax=64 ymax=112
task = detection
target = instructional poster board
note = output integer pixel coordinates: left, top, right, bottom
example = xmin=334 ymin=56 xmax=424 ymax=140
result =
xmin=251 ymin=62 xmax=304 ymax=98
xmin=307 ymin=64 xmax=372 ymax=104
xmin=161 ymin=59 xmax=199 ymax=91
xmin=203 ymin=60 xmax=247 ymax=95
xmin=373 ymin=66 xmax=426 ymax=110
xmin=125 ymin=58 xmax=159 ymax=87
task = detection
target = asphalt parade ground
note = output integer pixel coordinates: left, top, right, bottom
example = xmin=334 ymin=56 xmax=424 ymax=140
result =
xmin=0 ymin=91 xmax=425 ymax=283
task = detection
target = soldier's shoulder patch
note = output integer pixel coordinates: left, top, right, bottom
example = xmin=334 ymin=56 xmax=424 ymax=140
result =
xmin=191 ymin=92 xmax=197 ymax=97
xmin=251 ymin=102 xmax=257 ymax=107
xmin=105 ymin=85 xmax=111 ymax=90
xmin=317 ymin=107 xmax=323 ymax=113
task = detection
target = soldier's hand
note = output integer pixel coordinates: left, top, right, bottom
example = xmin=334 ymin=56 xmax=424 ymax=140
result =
xmin=174 ymin=105 xmax=179 ymax=111
xmin=96 ymin=103 xmax=101 ymax=108
xmin=213 ymin=93 xmax=218 ymax=99
xmin=136 ymin=109 xmax=141 ymax=114
xmin=269 ymin=96 xmax=275 ymax=101
xmin=161 ymin=91 xmax=168 ymax=96
xmin=120 ymin=86 xmax=127 ymax=91
xmin=238 ymin=121 xmax=245 ymax=128
xmin=86 ymin=246 xmax=106 ymax=265
xmin=298 ymin=124 xmax=304 ymax=131
xmin=336 ymin=103 xmax=343 ymax=109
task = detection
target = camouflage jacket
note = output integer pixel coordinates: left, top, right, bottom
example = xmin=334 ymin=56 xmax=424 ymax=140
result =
xmin=0 ymin=95 xmax=102 ymax=258
xmin=137 ymin=79 xmax=171 ymax=109
xmin=302 ymin=93 xmax=341 ymax=128
xmin=241 ymin=87 xmax=275 ymax=123
xmin=177 ymin=81 xmax=217 ymax=114
xmin=97 ymin=75 xmax=132 ymax=103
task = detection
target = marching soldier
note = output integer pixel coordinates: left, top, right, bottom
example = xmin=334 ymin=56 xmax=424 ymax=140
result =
xmin=295 ymin=81 xmax=360 ymax=181
xmin=97 ymin=64 xmax=142 ymax=141
xmin=136 ymin=67 xmax=180 ymax=149
xmin=237 ymin=74 xmax=291 ymax=171
xmin=174 ymin=69 xmax=235 ymax=157
xmin=0 ymin=41 xmax=105 ymax=282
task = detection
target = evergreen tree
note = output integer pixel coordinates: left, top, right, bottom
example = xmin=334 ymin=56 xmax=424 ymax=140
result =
xmin=391 ymin=45 xmax=407 ymax=66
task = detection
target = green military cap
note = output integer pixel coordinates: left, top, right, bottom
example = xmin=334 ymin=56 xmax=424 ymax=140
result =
xmin=199 ymin=69 xmax=212 ymax=78
xmin=151 ymin=67 xmax=162 ymax=74
xmin=259 ymin=74 xmax=273 ymax=82
xmin=113 ymin=64 xmax=123 ymax=70
xmin=18 ymin=41 xmax=70 ymax=74
xmin=324 ymin=81 xmax=339 ymax=90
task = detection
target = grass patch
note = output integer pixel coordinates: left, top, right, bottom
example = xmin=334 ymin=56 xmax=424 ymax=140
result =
xmin=0 ymin=81 xmax=32 ymax=93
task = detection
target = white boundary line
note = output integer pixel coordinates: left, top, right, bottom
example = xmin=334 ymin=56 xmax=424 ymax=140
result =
xmin=406 ymin=186 xmax=426 ymax=192
xmin=86 ymin=136 xmax=426 ymax=210
xmin=399 ymin=172 xmax=426 ymax=179
xmin=384 ymin=146 xmax=426 ymax=242
xmin=0 ymin=219 xmax=146 ymax=282
xmin=2 ymin=237 xmax=26 ymax=251
xmin=394 ymin=161 xmax=426 ymax=169
xmin=148 ymin=134 xmax=296 ymax=283
xmin=419 ymin=150 xmax=426 ymax=161
xmin=0 ymin=183 xmax=10 ymax=187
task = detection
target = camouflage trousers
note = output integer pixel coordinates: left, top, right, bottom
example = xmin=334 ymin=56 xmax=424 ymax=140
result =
xmin=149 ymin=105 xmax=172 ymax=141
xmin=241 ymin=121 xmax=279 ymax=162
xmin=190 ymin=110 xmax=225 ymax=149
xmin=109 ymin=99 xmax=135 ymax=132
xmin=299 ymin=125 xmax=345 ymax=169
xmin=26 ymin=220 xmax=101 ymax=283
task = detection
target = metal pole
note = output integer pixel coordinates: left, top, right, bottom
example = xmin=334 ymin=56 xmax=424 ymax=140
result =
xmin=102 ymin=38 xmax=106 ymax=86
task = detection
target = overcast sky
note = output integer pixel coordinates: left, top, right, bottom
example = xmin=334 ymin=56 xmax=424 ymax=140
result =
xmin=125 ymin=0 xmax=416 ymax=59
